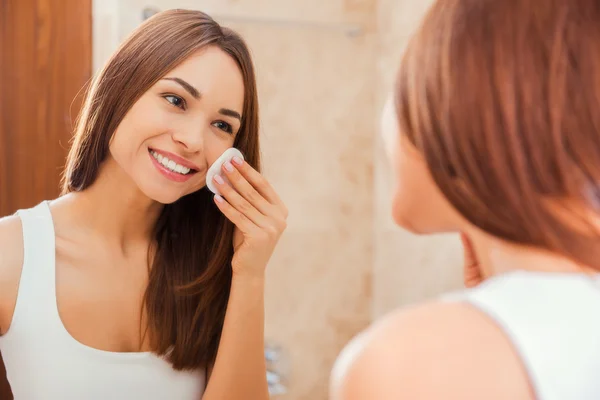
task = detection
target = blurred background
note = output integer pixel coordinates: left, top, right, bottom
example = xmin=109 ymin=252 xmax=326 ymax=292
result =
xmin=0 ymin=0 xmax=463 ymax=399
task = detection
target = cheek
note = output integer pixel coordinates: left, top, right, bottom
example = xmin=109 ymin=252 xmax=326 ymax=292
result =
xmin=203 ymin=138 xmax=238 ymax=168
xmin=109 ymin=124 xmax=147 ymax=172
xmin=390 ymin=150 xmax=465 ymax=234
xmin=183 ymin=140 xmax=235 ymax=195
xmin=110 ymin=99 xmax=169 ymax=163
xmin=108 ymin=125 xmax=131 ymax=166
xmin=389 ymin=137 xmax=456 ymax=234
xmin=390 ymin=146 xmax=427 ymax=229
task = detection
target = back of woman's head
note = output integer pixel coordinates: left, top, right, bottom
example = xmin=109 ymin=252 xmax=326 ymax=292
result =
xmin=396 ymin=0 xmax=600 ymax=268
xmin=63 ymin=9 xmax=259 ymax=370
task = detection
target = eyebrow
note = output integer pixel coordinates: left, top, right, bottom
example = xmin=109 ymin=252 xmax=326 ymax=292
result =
xmin=219 ymin=108 xmax=242 ymax=121
xmin=162 ymin=77 xmax=200 ymax=99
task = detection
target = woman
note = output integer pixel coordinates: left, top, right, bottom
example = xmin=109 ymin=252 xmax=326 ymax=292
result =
xmin=331 ymin=0 xmax=600 ymax=399
xmin=0 ymin=9 xmax=287 ymax=400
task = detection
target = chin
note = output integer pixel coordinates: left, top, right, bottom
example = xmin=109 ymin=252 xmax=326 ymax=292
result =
xmin=137 ymin=183 xmax=190 ymax=205
xmin=145 ymin=191 xmax=183 ymax=204
xmin=151 ymin=194 xmax=183 ymax=205
xmin=393 ymin=214 xmax=462 ymax=236
xmin=391 ymin=197 xmax=428 ymax=234
xmin=391 ymin=205 xmax=457 ymax=235
xmin=393 ymin=214 xmax=427 ymax=235
xmin=391 ymin=189 xmax=464 ymax=235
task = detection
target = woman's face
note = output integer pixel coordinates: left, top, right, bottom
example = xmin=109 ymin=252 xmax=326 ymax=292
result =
xmin=380 ymin=95 xmax=462 ymax=234
xmin=109 ymin=46 xmax=245 ymax=204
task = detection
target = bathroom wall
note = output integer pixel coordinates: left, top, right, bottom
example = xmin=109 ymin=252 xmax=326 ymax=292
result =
xmin=93 ymin=1 xmax=376 ymax=399
xmin=373 ymin=0 xmax=463 ymax=318
xmin=93 ymin=0 xmax=464 ymax=398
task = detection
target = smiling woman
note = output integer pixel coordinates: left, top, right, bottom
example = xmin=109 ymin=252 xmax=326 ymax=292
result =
xmin=104 ymin=45 xmax=247 ymax=204
xmin=0 ymin=9 xmax=286 ymax=400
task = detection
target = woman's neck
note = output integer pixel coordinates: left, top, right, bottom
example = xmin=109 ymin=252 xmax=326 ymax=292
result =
xmin=57 ymin=156 xmax=163 ymax=255
xmin=467 ymin=228 xmax=597 ymax=278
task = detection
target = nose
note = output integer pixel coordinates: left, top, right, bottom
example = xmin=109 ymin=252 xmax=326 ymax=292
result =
xmin=171 ymin=126 xmax=205 ymax=153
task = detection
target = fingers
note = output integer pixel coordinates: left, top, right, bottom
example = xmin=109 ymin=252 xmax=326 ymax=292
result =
xmin=464 ymin=267 xmax=483 ymax=288
xmin=460 ymin=232 xmax=483 ymax=288
xmin=228 ymin=157 xmax=288 ymax=218
xmin=213 ymin=174 xmax=271 ymax=230
xmin=220 ymin=159 xmax=274 ymax=217
xmin=212 ymin=157 xmax=288 ymax=237
xmin=214 ymin=194 xmax=257 ymax=234
xmin=460 ymin=232 xmax=477 ymax=265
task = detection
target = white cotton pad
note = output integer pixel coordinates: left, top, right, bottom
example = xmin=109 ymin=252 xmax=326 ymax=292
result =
xmin=206 ymin=148 xmax=244 ymax=195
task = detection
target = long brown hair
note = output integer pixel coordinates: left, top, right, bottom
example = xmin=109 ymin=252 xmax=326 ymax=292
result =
xmin=62 ymin=9 xmax=260 ymax=370
xmin=396 ymin=0 xmax=600 ymax=269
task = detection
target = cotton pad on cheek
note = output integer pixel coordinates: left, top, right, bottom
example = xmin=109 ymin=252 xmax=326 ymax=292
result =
xmin=206 ymin=148 xmax=244 ymax=196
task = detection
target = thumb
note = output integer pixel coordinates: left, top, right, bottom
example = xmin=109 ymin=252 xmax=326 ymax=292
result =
xmin=460 ymin=232 xmax=483 ymax=288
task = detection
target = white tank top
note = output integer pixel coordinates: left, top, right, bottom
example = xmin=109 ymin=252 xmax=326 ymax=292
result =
xmin=444 ymin=271 xmax=600 ymax=400
xmin=0 ymin=201 xmax=206 ymax=399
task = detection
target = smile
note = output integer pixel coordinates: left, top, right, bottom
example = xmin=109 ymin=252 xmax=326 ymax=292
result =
xmin=149 ymin=149 xmax=193 ymax=175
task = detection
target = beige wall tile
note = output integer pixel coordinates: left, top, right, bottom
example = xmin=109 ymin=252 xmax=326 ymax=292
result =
xmin=94 ymin=2 xmax=376 ymax=399
xmin=373 ymin=230 xmax=463 ymax=317
xmin=266 ymin=231 xmax=371 ymax=399
xmin=373 ymin=0 xmax=463 ymax=318
xmin=92 ymin=0 xmax=466 ymax=398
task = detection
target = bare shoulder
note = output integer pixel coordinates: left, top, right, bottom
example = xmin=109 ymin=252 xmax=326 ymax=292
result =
xmin=0 ymin=214 xmax=24 ymax=335
xmin=330 ymin=301 xmax=534 ymax=400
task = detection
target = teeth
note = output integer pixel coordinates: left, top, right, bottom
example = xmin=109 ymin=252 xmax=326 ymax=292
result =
xmin=150 ymin=150 xmax=192 ymax=175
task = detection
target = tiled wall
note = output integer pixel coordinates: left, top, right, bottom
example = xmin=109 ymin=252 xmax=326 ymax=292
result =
xmin=373 ymin=0 xmax=463 ymax=319
xmin=92 ymin=0 xmax=463 ymax=398
xmin=94 ymin=1 xmax=375 ymax=399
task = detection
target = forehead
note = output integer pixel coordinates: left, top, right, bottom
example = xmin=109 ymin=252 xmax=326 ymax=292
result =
xmin=163 ymin=46 xmax=245 ymax=112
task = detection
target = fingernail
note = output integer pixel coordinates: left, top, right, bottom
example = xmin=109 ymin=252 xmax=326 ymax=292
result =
xmin=214 ymin=175 xmax=225 ymax=185
xmin=224 ymin=161 xmax=234 ymax=172
xmin=232 ymin=156 xmax=243 ymax=166
xmin=215 ymin=194 xmax=224 ymax=203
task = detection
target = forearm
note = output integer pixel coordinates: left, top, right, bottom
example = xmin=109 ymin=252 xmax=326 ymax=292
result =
xmin=202 ymin=274 xmax=269 ymax=400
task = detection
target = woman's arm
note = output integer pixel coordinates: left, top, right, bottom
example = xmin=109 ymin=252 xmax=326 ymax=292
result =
xmin=0 ymin=216 xmax=25 ymax=335
xmin=202 ymin=157 xmax=287 ymax=400
xmin=202 ymin=275 xmax=268 ymax=399
xmin=330 ymin=302 xmax=534 ymax=400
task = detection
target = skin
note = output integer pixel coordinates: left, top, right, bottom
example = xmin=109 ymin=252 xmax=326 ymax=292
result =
xmin=329 ymin=95 xmax=594 ymax=399
xmin=0 ymin=45 xmax=286 ymax=400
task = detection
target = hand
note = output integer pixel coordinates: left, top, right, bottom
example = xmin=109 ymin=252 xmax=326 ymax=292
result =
xmin=212 ymin=156 xmax=288 ymax=279
xmin=460 ymin=232 xmax=483 ymax=288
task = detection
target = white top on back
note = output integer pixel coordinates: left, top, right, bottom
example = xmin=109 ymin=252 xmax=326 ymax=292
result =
xmin=0 ymin=201 xmax=206 ymax=399
xmin=445 ymin=270 xmax=600 ymax=400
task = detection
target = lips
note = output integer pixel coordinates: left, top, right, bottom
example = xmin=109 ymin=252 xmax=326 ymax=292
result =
xmin=149 ymin=149 xmax=194 ymax=175
xmin=148 ymin=148 xmax=201 ymax=171
xmin=148 ymin=148 xmax=200 ymax=183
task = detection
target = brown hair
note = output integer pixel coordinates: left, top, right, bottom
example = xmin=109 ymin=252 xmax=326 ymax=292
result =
xmin=62 ymin=9 xmax=260 ymax=370
xmin=396 ymin=0 xmax=600 ymax=269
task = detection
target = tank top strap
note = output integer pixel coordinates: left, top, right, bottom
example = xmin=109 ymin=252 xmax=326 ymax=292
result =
xmin=442 ymin=271 xmax=600 ymax=400
xmin=10 ymin=201 xmax=58 ymax=331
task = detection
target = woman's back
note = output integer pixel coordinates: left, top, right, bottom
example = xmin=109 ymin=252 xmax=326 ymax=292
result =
xmin=332 ymin=269 xmax=600 ymax=399
xmin=331 ymin=0 xmax=600 ymax=398
xmin=446 ymin=271 xmax=600 ymax=399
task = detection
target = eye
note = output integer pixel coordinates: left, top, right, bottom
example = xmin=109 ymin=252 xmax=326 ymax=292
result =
xmin=163 ymin=95 xmax=186 ymax=110
xmin=212 ymin=120 xmax=233 ymax=134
